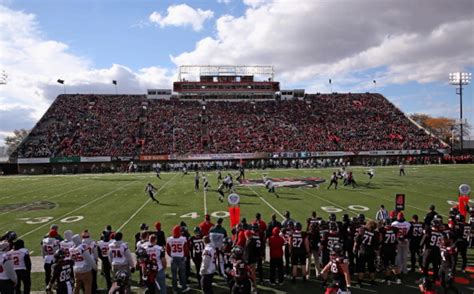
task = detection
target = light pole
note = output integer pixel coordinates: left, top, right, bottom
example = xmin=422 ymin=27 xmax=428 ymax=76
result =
xmin=449 ymin=72 xmax=471 ymax=152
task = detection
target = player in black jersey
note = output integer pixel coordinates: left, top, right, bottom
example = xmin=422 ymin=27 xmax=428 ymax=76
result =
xmin=189 ymin=227 xmax=204 ymax=289
xmin=155 ymin=166 xmax=161 ymax=179
xmin=453 ymin=214 xmax=469 ymax=272
xmin=307 ymin=222 xmax=321 ymax=278
xmin=321 ymin=244 xmax=351 ymax=294
xmin=379 ymin=220 xmax=401 ymax=284
xmin=439 ymin=236 xmax=459 ymax=294
xmin=289 ymin=222 xmax=310 ymax=283
xmin=327 ymin=172 xmax=338 ymax=190
xmin=46 ymin=249 xmax=74 ymax=294
xmin=420 ymin=219 xmax=443 ymax=281
xmin=321 ymin=222 xmax=342 ymax=268
xmin=229 ymin=246 xmax=252 ymax=294
xmin=145 ymin=183 xmax=159 ymax=204
xmin=408 ymin=214 xmax=424 ymax=272
xmin=354 ymin=220 xmax=379 ymax=287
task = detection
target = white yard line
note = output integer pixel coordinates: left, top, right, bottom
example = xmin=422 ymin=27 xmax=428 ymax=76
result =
xmin=19 ymin=180 xmax=138 ymax=238
xmin=116 ymin=174 xmax=178 ymax=232
xmin=353 ymin=190 xmax=448 ymax=217
xmin=298 ymin=188 xmax=359 ymax=216
xmin=0 ymin=183 xmax=99 ymax=217
xmin=0 ymin=181 xmax=72 ymax=200
xmin=246 ymin=186 xmax=285 ymax=219
xmin=203 ymin=186 xmax=208 ymax=215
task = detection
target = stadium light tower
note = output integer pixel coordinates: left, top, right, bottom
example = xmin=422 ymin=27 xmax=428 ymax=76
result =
xmin=0 ymin=70 xmax=8 ymax=85
xmin=449 ymin=72 xmax=471 ymax=152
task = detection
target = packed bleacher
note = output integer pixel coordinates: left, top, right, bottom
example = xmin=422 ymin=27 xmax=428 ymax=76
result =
xmin=16 ymin=93 xmax=446 ymax=158
xmin=142 ymin=93 xmax=445 ymax=154
xmin=17 ymin=95 xmax=143 ymax=158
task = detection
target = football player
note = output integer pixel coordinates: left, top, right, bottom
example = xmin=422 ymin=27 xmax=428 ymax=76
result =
xmin=354 ymin=220 xmax=379 ymax=287
xmin=189 ymin=227 xmax=204 ymax=289
xmin=439 ymin=236 xmax=458 ymax=294
xmin=97 ymin=231 xmax=113 ymax=290
xmin=327 ymin=172 xmax=338 ymax=190
xmin=166 ymin=225 xmax=190 ymax=293
xmin=289 ymin=222 xmax=310 ymax=283
xmin=41 ymin=230 xmax=60 ymax=287
xmin=145 ymin=183 xmax=159 ymax=204
xmin=321 ymin=244 xmax=351 ymax=294
xmin=420 ymin=218 xmax=443 ymax=281
xmin=408 ymin=215 xmax=424 ymax=272
xmin=391 ymin=212 xmax=411 ymax=274
xmin=0 ymin=241 xmax=17 ymax=294
xmin=453 ymin=214 xmax=469 ymax=272
xmin=46 ymin=249 xmax=74 ymax=294
xmin=379 ymin=219 xmax=401 ymax=284
xmin=11 ymin=239 xmax=31 ymax=294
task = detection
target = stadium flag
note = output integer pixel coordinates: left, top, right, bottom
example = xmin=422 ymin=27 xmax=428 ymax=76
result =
xmin=112 ymin=80 xmax=117 ymax=85
xmin=458 ymin=184 xmax=471 ymax=217
xmin=57 ymin=79 xmax=64 ymax=84
xmin=227 ymin=193 xmax=241 ymax=228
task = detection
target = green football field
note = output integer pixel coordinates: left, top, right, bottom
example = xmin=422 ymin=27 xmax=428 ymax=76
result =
xmin=1 ymin=164 xmax=473 ymax=293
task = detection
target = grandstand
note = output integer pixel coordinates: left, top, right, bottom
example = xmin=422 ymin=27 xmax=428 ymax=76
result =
xmin=11 ymin=66 xmax=448 ymax=173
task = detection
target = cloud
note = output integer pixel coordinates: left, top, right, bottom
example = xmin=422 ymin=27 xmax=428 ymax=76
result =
xmin=0 ymin=5 xmax=174 ymax=145
xmin=149 ymin=4 xmax=214 ymax=31
xmin=171 ymin=0 xmax=474 ymax=88
xmin=217 ymin=0 xmax=232 ymax=4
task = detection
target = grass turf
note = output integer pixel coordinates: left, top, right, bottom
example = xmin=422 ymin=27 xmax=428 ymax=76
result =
xmin=1 ymin=164 xmax=473 ymax=293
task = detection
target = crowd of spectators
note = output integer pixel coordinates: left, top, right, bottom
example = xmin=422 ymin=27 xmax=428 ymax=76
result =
xmin=142 ymin=93 xmax=445 ymax=154
xmin=17 ymin=95 xmax=143 ymax=158
xmin=17 ymin=93 xmax=446 ymax=158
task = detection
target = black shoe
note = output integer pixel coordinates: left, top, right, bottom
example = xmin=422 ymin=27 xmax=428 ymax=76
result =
xmin=370 ymin=280 xmax=376 ymax=286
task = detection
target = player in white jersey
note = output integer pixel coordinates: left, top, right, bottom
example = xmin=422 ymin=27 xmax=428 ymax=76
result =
xmin=200 ymin=236 xmax=217 ymax=293
xmin=41 ymin=230 xmax=60 ymax=287
xmin=0 ymin=241 xmax=17 ymax=294
xmin=11 ymin=239 xmax=31 ymax=294
xmin=264 ymin=176 xmax=279 ymax=198
xmin=97 ymin=232 xmax=113 ymax=290
xmin=108 ymin=232 xmax=134 ymax=275
xmin=202 ymin=174 xmax=210 ymax=192
xmin=59 ymin=230 xmax=75 ymax=261
xmin=144 ymin=235 xmax=167 ymax=292
xmin=136 ymin=231 xmax=149 ymax=251
xmin=70 ymin=234 xmax=97 ymax=294
xmin=166 ymin=225 xmax=190 ymax=293
xmin=81 ymin=230 xmax=98 ymax=293
xmin=391 ymin=212 xmax=411 ymax=274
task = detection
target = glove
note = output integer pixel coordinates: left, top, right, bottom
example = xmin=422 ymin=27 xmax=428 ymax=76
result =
xmin=130 ymin=267 xmax=135 ymax=274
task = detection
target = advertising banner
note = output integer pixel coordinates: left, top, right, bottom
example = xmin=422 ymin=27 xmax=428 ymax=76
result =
xmin=17 ymin=157 xmax=50 ymax=164
xmin=49 ymin=157 xmax=80 ymax=163
xmin=80 ymin=156 xmax=111 ymax=162
xmin=139 ymin=155 xmax=170 ymax=161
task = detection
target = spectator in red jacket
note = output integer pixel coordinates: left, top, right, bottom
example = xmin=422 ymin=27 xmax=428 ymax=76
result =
xmin=268 ymin=227 xmax=285 ymax=285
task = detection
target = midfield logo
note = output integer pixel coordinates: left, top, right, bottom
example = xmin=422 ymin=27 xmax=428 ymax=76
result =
xmin=239 ymin=177 xmax=325 ymax=188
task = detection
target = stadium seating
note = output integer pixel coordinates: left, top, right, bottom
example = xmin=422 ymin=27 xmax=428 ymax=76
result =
xmin=16 ymin=93 xmax=446 ymax=158
xmin=17 ymin=95 xmax=143 ymax=157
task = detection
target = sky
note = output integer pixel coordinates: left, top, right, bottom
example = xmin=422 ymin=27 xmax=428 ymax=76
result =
xmin=0 ymin=0 xmax=473 ymax=146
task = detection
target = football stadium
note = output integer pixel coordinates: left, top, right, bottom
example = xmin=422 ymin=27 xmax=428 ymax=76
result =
xmin=1 ymin=1 xmax=473 ymax=294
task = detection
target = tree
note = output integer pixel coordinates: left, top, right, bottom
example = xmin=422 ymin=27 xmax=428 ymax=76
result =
xmin=409 ymin=113 xmax=471 ymax=143
xmin=4 ymin=129 xmax=29 ymax=155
